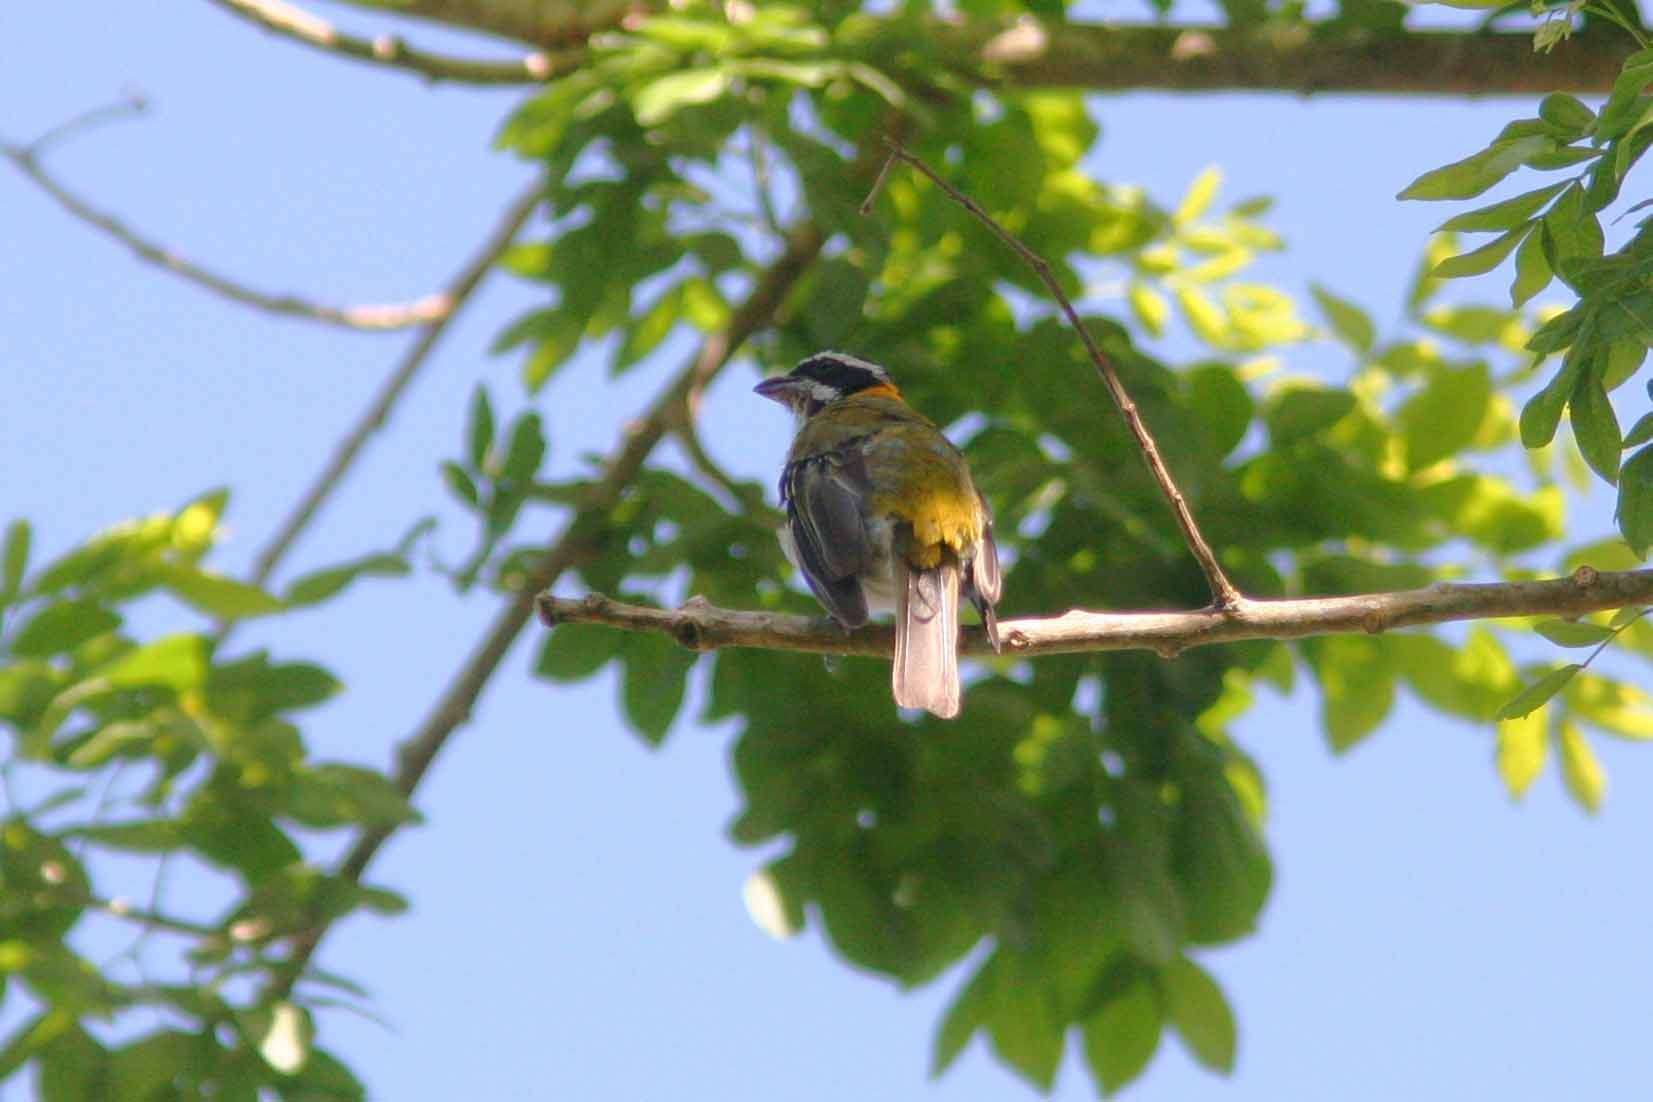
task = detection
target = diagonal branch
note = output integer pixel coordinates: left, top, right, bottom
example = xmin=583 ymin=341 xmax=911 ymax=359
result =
xmin=266 ymin=217 xmax=831 ymax=998
xmin=1 ymin=122 xmax=468 ymax=332
xmin=202 ymin=0 xmax=569 ymax=84
xmin=864 ymin=140 xmax=1242 ymax=610
xmin=245 ymin=181 xmax=544 ymax=590
xmin=536 ymin=565 xmax=1653 ymax=661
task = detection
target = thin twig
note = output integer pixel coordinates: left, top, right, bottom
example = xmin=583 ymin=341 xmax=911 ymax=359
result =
xmin=1 ymin=123 xmax=463 ymax=332
xmin=202 ymin=0 xmax=563 ymax=84
xmin=537 ymin=565 xmax=1653 ymax=661
xmin=244 ymin=181 xmax=544 ymax=592
xmin=27 ymin=91 xmax=149 ymax=156
xmin=864 ymin=140 xmax=1242 ymax=609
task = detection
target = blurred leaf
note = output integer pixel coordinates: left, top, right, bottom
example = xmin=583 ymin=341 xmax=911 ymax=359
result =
xmin=620 ymin=632 xmax=697 ymax=746
xmin=1186 ymin=365 xmax=1254 ymax=459
xmin=39 ymin=1025 xmax=107 ymax=1102
xmin=155 ymin=563 xmax=285 ymax=620
xmin=10 ymin=599 xmax=120 ymax=658
xmin=1163 ymin=957 xmax=1236 ymax=1073
xmin=933 ymin=954 xmax=994 ymax=1078
xmin=1081 ymin=974 xmax=1162 ymax=1097
xmin=285 ymin=552 xmax=410 ymax=608
xmin=502 ymin=413 xmax=548 ymax=485
xmin=1264 ymin=385 xmax=1355 ymax=445
xmin=535 ymin=622 xmax=622 ymax=682
xmin=441 ymin=461 xmax=480 ymax=509
xmin=1309 ymin=283 xmax=1375 ymax=354
xmin=1567 ymin=672 xmax=1653 ymax=739
xmin=101 ymin=633 xmax=208 ymax=692
xmin=1497 ymin=664 xmax=1580 ymax=721
xmin=1128 ymin=283 xmax=1170 ymax=337
xmin=1399 ymin=362 xmax=1491 ymax=471
xmin=1175 ymin=166 xmax=1222 ymax=225
xmin=1557 ymin=720 xmax=1605 ymax=813
xmin=1 ymin=520 xmax=29 ymax=603
xmin=1510 ymin=226 xmax=1553 ymax=307
xmin=286 ymin=764 xmax=421 ymax=829
xmin=1533 ymin=620 xmax=1613 ymax=647
xmin=1495 ymin=705 xmax=1548 ymax=800
xmin=633 ymin=68 xmax=730 ymax=126
xmin=467 ymin=384 xmax=495 ymax=471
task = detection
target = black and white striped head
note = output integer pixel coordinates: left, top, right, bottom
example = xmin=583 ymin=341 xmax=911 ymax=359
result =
xmin=754 ymin=351 xmax=899 ymax=419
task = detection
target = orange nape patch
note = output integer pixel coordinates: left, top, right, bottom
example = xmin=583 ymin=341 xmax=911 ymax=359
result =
xmin=857 ymin=382 xmax=902 ymax=401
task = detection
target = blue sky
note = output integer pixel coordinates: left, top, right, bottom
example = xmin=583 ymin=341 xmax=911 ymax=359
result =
xmin=4 ymin=4 xmax=1652 ymax=1099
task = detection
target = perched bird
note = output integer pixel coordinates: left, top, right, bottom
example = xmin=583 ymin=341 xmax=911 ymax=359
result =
xmin=755 ymin=351 xmax=1001 ymax=718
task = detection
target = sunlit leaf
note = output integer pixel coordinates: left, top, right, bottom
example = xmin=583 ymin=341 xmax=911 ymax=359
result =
xmin=1557 ymin=720 xmax=1605 ymax=813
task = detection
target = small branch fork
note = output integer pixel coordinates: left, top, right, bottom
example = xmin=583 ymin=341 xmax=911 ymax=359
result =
xmin=861 ymin=139 xmax=1242 ymax=610
xmin=1 ymin=96 xmax=460 ymax=332
xmin=538 ymin=566 xmax=1653 ymax=661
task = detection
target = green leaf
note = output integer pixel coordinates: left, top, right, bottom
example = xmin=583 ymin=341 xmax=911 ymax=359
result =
xmin=154 ymin=562 xmax=285 ymax=620
xmin=39 ymin=1026 xmax=107 ymax=1102
xmin=1538 ymin=92 xmax=1595 ymax=136
xmin=1 ymin=520 xmax=29 ymax=603
xmin=1558 ymin=720 xmax=1605 ymax=813
xmin=286 ymin=764 xmax=421 ymax=829
xmin=1540 ymin=185 xmax=1604 ymax=269
xmin=1534 ymin=620 xmax=1614 ymax=647
xmin=502 ymin=412 xmax=548 ymax=484
xmin=985 ymin=954 xmax=1064 ymax=1091
xmin=1510 ymin=224 xmax=1553 ymax=307
xmin=9 ymin=599 xmax=120 ymax=658
xmin=284 ymin=552 xmax=410 ymax=607
xmin=1495 ymin=706 xmax=1548 ymax=800
xmin=535 ymin=622 xmax=622 ymax=682
xmin=1163 ymin=957 xmax=1236 ymax=1073
xmin=1619 ymin=445 xmax=1653 ymax=555
xmin=521 ymin=311 xmax=585 ymax=392
xmin=467 ymin=385 xmax=495 ymax=470
xmin=1438 ymin=182 xmax=1567 ymax=233
xmin=1569 ymin=374 xmax=1622 ymax=486
xmin=66 ymin=818 xmax=181 ymax=853
xmin=632 ymin=68 xmax=730 ymax=126
xmin=932 ymin=955 xmax=995 ymax=1078
xmin=620 ymin=632 xmax=697 ymax=746
xmin=1397 ymin=135 xmax=1551 ymax=201
xmin=101 ymin=633 xmax=208 ymax=692
xmin=207 ymin=652 xmax=341 ymax=722
xmin=1399 ymin=362 xmax=1491 ymax=471
xmin=1308 ymin=283 xmax=1375 ymax=354
xmin=616 ymin=283 xmax=684 ymax=369
xmin=1497 ymin=664 xmax=1581 ymax=721
xmin=1429 ymin=222 xmax=1530 ymax=278
xmin=1519 ymin=341 xmax=1590 ymax=448
xmin=1263 ymin=385 xmax=1355 ymax=445
xmin=1186 ymin=365 xmax=1254 ymax=459
xmin=1128 ymin=282 xmax=1170 ymax=338
xmin=1311 ymin=637 xmax=1395 ymax=752
xmin=441 ymin=461 xmax=480 ymax=509
xmin=1175 ymin=166 xmax=1222 ymax=224
xmin=1174 ymin=285 xmax=1229 ymax=346
xmin=1081 ymin=975 xmax=1162 ymax=1097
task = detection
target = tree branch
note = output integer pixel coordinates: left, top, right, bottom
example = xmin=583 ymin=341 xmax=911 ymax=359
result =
xmin=866 ymin=140 xmax=1242 ymax=610
xmin=537 ymin=565 xmax=1653 ymax=661
xmin=266 ymin=217 xmax=832 ymax=998
xmin=244 ymin=181 xmax=544 ymax=591
xmin=941 ymin=20 xmax=1627 ymax=96
xmin=202 ymin=0 xmax=570 ymax=84
xmin=0 ymin=118 xmax=469 ymax=332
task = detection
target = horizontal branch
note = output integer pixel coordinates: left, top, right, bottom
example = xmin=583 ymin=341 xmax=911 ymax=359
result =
xmin=940 ymin=20 xmax=1626 ymax=96
xmin=203 ymin=0 xmax=570 ymax=84
xmin=1 ymin=138 xmax=459 ymax=331
xmin=537 ymin=566 xmax=1653 ymax=660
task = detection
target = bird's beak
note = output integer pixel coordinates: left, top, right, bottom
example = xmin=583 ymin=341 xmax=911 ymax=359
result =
xmin=753 ymin=376 xmax=795 ymax=405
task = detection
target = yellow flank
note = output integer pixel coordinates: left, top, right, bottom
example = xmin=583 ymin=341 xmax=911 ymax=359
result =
xmin=789 ymin=394 xmax=986 ymax=569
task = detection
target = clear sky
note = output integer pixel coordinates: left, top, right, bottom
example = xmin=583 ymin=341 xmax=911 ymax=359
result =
xmin=4 ymin=4 xmax=1652 ymax=1100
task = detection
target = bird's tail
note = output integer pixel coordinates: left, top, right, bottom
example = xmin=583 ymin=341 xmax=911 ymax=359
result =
xmin=893 ymin=558 xmax=961 ymax=719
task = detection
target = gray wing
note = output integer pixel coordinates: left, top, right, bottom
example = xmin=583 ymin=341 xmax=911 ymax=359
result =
xmin=967 ymin=498 xmax=1002 ymax=652
xmin=782 ymin=450 xmax=876 ymax=628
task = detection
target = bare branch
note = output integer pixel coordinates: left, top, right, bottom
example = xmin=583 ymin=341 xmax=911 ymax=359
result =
xmin=537 ymin=565 xmax=1653 ymax=661
xmin=245 ymin=181 xmax=544 ymax=591
xmin=867 ymin=140 xmax=1242 ymax=610
xmin=1 ymin=122 xmax=466 ymax=332
xmin=202 ymin=0 xmax=567 ymax=84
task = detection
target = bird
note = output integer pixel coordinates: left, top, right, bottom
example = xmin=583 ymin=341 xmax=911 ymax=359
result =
xmin=754 ymin=351 xmax=1001 ymax=719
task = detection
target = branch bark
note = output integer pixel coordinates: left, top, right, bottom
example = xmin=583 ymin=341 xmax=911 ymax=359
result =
xmin=203 ymin=0 xmax=572 ymax=83
xmin=537 ymin=565 xmax=1653 ymax=661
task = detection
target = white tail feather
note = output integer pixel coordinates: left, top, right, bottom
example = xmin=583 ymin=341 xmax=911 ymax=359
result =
xmin=892 ymin=558 xmax=961 ymax=719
